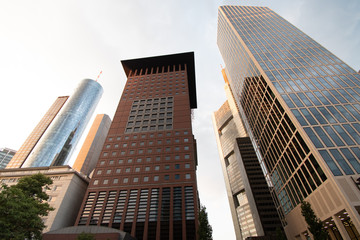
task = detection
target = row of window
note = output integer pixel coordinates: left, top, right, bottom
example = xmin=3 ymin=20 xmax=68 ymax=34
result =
xmin=102 ymin=149 xmax=191 ymax=158
xmin=107 ymin=130 xmax=189 ymax=142
xmin=128 ymin=70 xmax=185 ymax=78
xmin=97 ymin=163 xmax=191 ymax=175
xmin=106 ymin=139 xmax=190 ymax=149
xmin=99 ymin=155 xmax=191 ymax=167
xmin=93 ymin=173 xmax=192 ymax=186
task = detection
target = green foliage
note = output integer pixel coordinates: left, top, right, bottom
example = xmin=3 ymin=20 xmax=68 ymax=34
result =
xmin=76 ymin=232 xmax=96 ymax=240
xmin=0 ymin=173 xmax=54 ymax=240
xmin=301 ymin=201 xmax=328 ymax=240
xmin=198 ymin=204 xmax=213 ymax=240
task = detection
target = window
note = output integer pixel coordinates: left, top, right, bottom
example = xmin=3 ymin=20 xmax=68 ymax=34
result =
xmin=175 ymin=164 xmax=180 ymax=169
xmin=127 ymin=159 xmax=133 ymax=163
xmin=126 ymin=168 xmax=131 ymax=173
xmin=145 ymin=166 xmax=150 ymax=171
xmin=144 ymin=176 xmax=149 ymax=182
xmin=185 ymin=163 xmax=190 ymax=169
xmin=155 ymin=166 xmax=160 ymax=171
xmin=154 ymin=176 xmax=159 ymax=181
xmin=123 ymin=178 xmax=128 ymax=183
xmin=106 ymin=144 xmax=110 ymax=149
xmin=165 ymin=156 xmax=171 ymax=160
xmin=113 ymin=179 xmax=118 ymax=184
xmin=137 ymin=158 xmax=142 ymax=163
xmin=106 ymin=169 xmax=111 ymax=174
xmin=93 ymin=180 xmax=99 ymax=185
xmin=175 ymin=174 xmax=180 ymax=180
xmin=103 ymin=152 xmax=108 ymax=157
xmin=147 ymin=157 xmax=152 ymax=162
xmin=109 ymin=160 xmax=114 ymax=165
xmin=103 ymin=179 xmax=109 ymax=184
xmin=97 ymin=170 xmax=102 ymax=175
xmin=133 ymin=177 xmax=139 ymax=183
xmin=175 ymin=139 xmax=180 ymax=143
xmin=186 ymin=174 xmax=191 ymax=179
xmin=175 ymin=155 xmax=180 ymax=160
xmin=123 ymin=143 xmax=128 ymax=147
xmin=184 ymin=138 xmax=189 ymax=142
xmin=185 ymin=154 xmax=190 ymax=159
xmin=135 ymin=167 xmax=140 ymax=172
xmin=164 ymin=175 xmax=170 ymax=180
xmin=116 ymin=168 xmax=121 ymax=173
xmin=184 ymin=146 xmax=189 ymax=150
xmin=118 ymin=159 xmax=124 ymax=164
xmin=175 ymin=147 xmax=180 ymax=151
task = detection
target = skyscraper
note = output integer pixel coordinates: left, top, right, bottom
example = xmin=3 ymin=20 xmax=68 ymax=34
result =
xmin=0 ymin=147 xmax=16 ymax=169
xmin=73 ymin=114 xmax=111 ymax=176
xmin=22 ymin=79 xmax=103 ymax=168
xmin=212 ymin=69 xmax=282 ymax=239
xmin=75 ymin=52 xmax=199 ymax=240
xmin=6 ymin=96 xmax=69 ymax=168
xmin=218 ymin=5 xmax=360 ymax=239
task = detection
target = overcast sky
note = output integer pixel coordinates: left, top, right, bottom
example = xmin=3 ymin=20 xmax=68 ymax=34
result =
xmin=0 ymin=0 xmax=359 ymax=239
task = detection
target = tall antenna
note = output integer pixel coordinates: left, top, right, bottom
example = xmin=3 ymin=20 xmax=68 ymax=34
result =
xmin=96 ymin=71 xmax=102 ymax=82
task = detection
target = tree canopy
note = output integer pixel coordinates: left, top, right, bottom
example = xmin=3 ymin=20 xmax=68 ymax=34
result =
xmin=0 ymin=173 xmax=54 ymax=240
xmin=198 ymin=204 xmax=213 ymax=240
xmin=301 ymin=201 xmax=328 ymax=240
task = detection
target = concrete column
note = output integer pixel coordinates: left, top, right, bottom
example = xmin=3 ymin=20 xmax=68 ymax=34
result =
xmin=332 ymin=214 xmax=350 ymax=240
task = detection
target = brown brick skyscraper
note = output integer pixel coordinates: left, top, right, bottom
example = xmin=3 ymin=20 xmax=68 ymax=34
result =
xmin=76 ymin=52 xmax=198 ymax=240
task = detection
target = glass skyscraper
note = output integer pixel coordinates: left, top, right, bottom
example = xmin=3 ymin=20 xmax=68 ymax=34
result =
xmin=0 ymin=148 xmax=16 ymax=169
xmin=218 ymin=5 xmax=360 ymax=239
xmin=6 ymin=96 xmax=69 ymax=168
xmin=22 ymin=79 xmax=103 ymax=168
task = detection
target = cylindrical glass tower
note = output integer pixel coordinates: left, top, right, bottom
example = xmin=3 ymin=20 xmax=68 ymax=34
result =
xmin=22 ymin=79 xmax=103 ymax=168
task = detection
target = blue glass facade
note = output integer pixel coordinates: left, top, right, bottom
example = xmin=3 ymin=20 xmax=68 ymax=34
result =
xmin=217 ymin=5 xmax=360 ymax=229
xmin=22 ymin=79 xmax=103 ymax=168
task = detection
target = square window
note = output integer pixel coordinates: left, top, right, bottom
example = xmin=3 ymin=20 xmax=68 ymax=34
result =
xmin=116 ymin=168 xmax=121 ymax=173
xmin=129 ymin=150 xmax=134 ymax=155
xmin=184 ymin=146 xmax=189 ymax=150
xmin=146 ymin=157 xmax=152 ymax=162
xmin=144 ymin=177 xmax=149 ymax=182
xmin=186 ymin=174 xmax=191 ymax=179
xmin=100 ymin=161 xmax=105 ymax=166
xmin=103 ymin=152 xmax=108 ymax=157
xmin=145 ymin=166 xmax=150 ymax=171
xmin=106 ymin=144 xmax=110 ymax=149
xmin=175 ymin=164 xmax=180 ymax=169
xmin=127 ymin=159 xmax=133 ymax=163
xmin=164 ymin=175 xmax=169 ymax=180
xmin=109 ymin=160 xmax=114 ymax=165
xmin=185 ymin=154 xmax=190 ymax=159
xmin=166 ymin=147 xmax=171 ymax=152
xmin=133 ymin=177 xmax=139 ymax=183
xmin=175 ymin=174 xmax=180 ymax=180
xmin=165 ymin=165 xmax=170 ymax=170
xmin=126 ymin=168 xmax=131 ymax=173
xmin=137 ymin=158 xmax=142 ymax=163
xmin=106 ymin=169 xmax=111 ymax=174
xmin=155 ymin=166 xmax=160 ymax=171
xmin=123 ymin=178 xmax=128 ymax=183
xmin=131 ymin=142 xmax=136 ymax=146
xmin=175 ymin=147 xmax=180 ymax=151
xmin=138 ymin=149 xmax=144 ymax=154
xmin=113 ymin=179 xmax=118 ymax=184
xmin=93 ymin=180 xmax=99 ymax=185
xmin=97 ymin=170 xmax=102 ymax=175
xmin=118 ymin=159 xmax=124 ymax=164
xmin=175 ymin=155 xmax=180 ymax=160
xmin=135 ymin=167 xmax=140 ymax=172
xmin=103 ymin=179 xmax=108 ymax=184
xmin=184 ymin=138 xmax=189 ymax=142
xmin=175 ymin=139 xmax=180 ymax=143
xmin=154 ymin=176 xmax=159 ymax=181
xmin=114 ymin=144 xmax=119 ymax=148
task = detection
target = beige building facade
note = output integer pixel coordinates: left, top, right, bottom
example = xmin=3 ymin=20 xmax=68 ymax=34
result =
xmin=0 ymin=166 xmax=89 ymax=232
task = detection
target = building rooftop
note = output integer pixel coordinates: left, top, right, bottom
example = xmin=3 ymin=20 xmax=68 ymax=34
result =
xmin=121 ymin=52 xmax=197 ymax=109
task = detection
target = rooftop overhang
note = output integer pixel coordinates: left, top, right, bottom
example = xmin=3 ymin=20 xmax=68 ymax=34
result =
xmin=121 ymin=52 xmax=197 ymax=109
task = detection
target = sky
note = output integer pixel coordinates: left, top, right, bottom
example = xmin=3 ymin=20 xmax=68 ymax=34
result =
xmin=0 ymin=0 xmax=359 ymax=239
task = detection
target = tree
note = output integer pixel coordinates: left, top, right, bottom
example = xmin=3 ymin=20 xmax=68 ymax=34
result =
xmin=198 ymin=204 xmax=213 ymax=240
xmin=0 ymin=173 xmax=54 ymax=240
xmin=301 ymin=201 xmax=328 ymax=240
